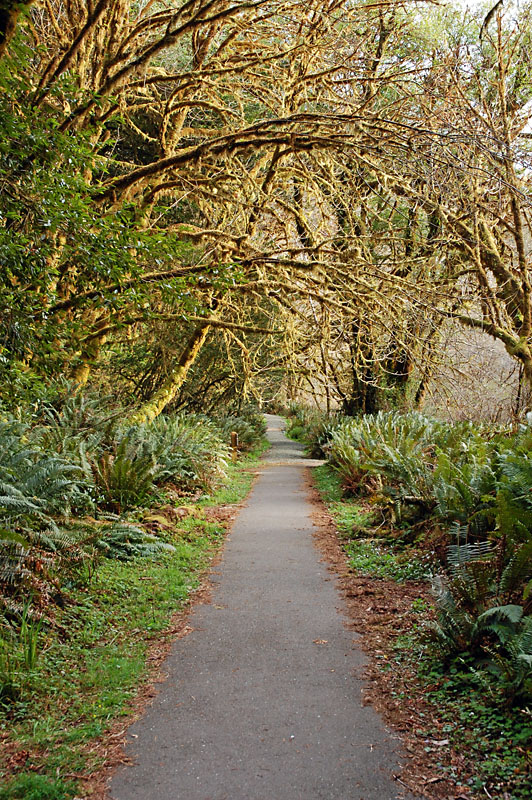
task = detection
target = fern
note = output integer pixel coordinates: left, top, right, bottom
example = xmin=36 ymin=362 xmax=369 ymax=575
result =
xmin=218 ymin=414 xmax=266 ymax=453
xmin=93 ymin=521 xmax=175 ymax=560
xmin=475 ymin=609 xmax=532 ymax=701
xmin=499 ymin=540 xmax=532 ymax=601
xmin=141 ymin=413 xmax=229 ymax=490
xmin=329 ymin=411 xmax=442 ymax=509
xmin=0 ymin=415 xmax=92 ymax=595
xmin=88 ymin=430 xmax=157 ymax=512
xmin=447 ymin=540 xmax=494 ymax=572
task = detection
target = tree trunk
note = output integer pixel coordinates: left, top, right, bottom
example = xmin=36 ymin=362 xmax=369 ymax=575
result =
xmin=0 ymin=2 xmax=24 ymax=58
xmin=126 ymin=322 xmax=212 ymax=425
xmin=70 ymin=331 xmax=107 ymax=388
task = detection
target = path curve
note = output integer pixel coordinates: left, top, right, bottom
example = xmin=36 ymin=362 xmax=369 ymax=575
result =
xmin=110 ymin=415 xmax=418 ymax=800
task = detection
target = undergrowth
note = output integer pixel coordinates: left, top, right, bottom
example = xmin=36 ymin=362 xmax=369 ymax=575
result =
xmin=390 ymin=630 xmax=532 ymax=799
xmin=313 ymin=465 xmax=431 ymax=582
xmin=310 ymin=427 xmax=532 ymax=798
xmin=0 ymin=446 xmax=263 ymax=799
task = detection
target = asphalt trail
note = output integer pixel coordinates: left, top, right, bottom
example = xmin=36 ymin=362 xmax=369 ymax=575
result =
xmin=110 ymin=415 xmax=417 ymax=800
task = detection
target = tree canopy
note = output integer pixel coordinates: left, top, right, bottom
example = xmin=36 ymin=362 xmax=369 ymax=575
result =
xmin=1 ymin=0 xmax=532 ymax=416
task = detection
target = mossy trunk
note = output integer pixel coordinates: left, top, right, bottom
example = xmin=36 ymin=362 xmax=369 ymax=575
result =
xmin=126 ymin=322 xmax=212 ymax=425
xmin=70 ymin=330 xmax=107 ymax=389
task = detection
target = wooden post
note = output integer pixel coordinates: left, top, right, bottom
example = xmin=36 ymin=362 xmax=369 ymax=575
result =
xmin=231 ymin=431 xmax=239 ymax=462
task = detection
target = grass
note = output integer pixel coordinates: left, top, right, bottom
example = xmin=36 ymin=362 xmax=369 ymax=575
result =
xmin=312 ymin=463 xmax=532 ymax=798
xmin=0 ymin=445 xmax=264 ymax=799
xmin=345 ymin=540 xmax=431 ymax=581
xmin=313 ymin=465 xmax=430 ymax=581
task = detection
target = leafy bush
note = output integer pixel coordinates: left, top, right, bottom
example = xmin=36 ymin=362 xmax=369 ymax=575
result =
xmin=144 ymin=413 xmax=229 ymax=490
xmin=92 ymin=521 xmax=175 ymax=560
xmin=86 ymin=426 xmax=157 ymax=512
xmin=328 ymin=411 xmax=440 ymax=503
xmin=33 ymin=384 xmax=121 ymax=462
xmin=218 ymin=413 xmax=266 ymax=452
xmin=311 ymin=406 xmax=532 ymax=705
xmin=328 ymin=411 xmax=505 ymax=534
xmin=0 ymin=415 xmax=94 ymax=593
xmin=0 ymin=416 xmax=89 ymax=519
xmin=431 ymin=440 xmax=498 ymax=537
xmin=287 ymin=405 xmax=343 ymax=457
xmin=428 ymin=541 xmax=532 ymax=701
xmin=78 ymin=413 xmax=229 ymax=510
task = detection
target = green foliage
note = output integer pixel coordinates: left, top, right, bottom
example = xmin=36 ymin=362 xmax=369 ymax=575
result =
xmin=496 ymin=447 xmax=532 ymax=545
xmin=286 ymin=405 xmax=342 ymax=457
xmin=34 ymin=383 xmax=121 ymax=460
xmin=327 ymin=411 xmax=508 ymax=539
xmin=399 ymin=630 xmax=532 ymax=798
xmin=345 ymin=540 xmax=430 ymax=582
xmin=0 ymin=774 xmax=77 ymax=800
xmin=0 ymin=50 xmax=207 ymax=395
xmin=146 ymin=413 xmax=229 ymax=489
xmin=310 ymin=407 xmax=532 ymax=707
xmin=313 ymin=464 xmax=432 ymax=581
xmin=432 ymin=446 xmax=497 ymax=536
xmin=428 ymin=542 xmax=532 ymax=702
xmin=329 ymin=411 xmax=439 ymax=503
xmin=218 ymin=410 xmax=266 ymax=453
xmin=87 ymin=427 xmax=157 ymax=513
xmin=93 ymin=521 xmax=175 ymax=560
xmin=0 ymin=414 xmax=94 ymax=597
xmin=0 ymin=401 xmax=235 ymax=640
xmin=0 ymin=603 xmax=42 ymax=704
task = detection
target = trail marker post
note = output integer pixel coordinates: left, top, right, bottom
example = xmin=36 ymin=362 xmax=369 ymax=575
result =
xmin=231 ymin=431 xmax=239 ymax=462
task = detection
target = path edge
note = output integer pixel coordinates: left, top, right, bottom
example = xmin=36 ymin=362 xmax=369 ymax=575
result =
xmin=81 ymin=470 xmax=261 ymax=800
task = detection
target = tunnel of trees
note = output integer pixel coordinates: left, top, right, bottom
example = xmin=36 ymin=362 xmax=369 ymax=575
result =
xmin=2 ymin=2 xmax=532 ymax=798
xmin=0 ymin=0 xmax=530 ymax=418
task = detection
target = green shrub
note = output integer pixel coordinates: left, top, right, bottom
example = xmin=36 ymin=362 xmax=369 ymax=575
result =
xmin=328 ymin=412 xmax=505 ymax=533
xmin=285 ymin=405 xmax=342 ymax=457
xmin=34 ymin=384 xmax=121 ymax=460
xmin=329 ymin=411 xmax=440 ymax=504
xmin=218 ymin=414 xmax=265 ymax=452
xmin=145 ymin=413 xmax=229 ymax=490
xmin=93 ymin=521 xmax=175 ymax=560
xmin=0 ymin=415 xmax=94 ymax=593
xmin=428 ymin=540 xmax=532 ymax=702
xmin=86 ymin=426 xmax=157 ymax=512
xmin=432 ymin=438 xmax=498 ymax=537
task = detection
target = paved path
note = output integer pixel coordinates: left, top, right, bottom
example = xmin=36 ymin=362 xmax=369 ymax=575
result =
xmin=110 ymin=415 xmax=416 ymax=800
